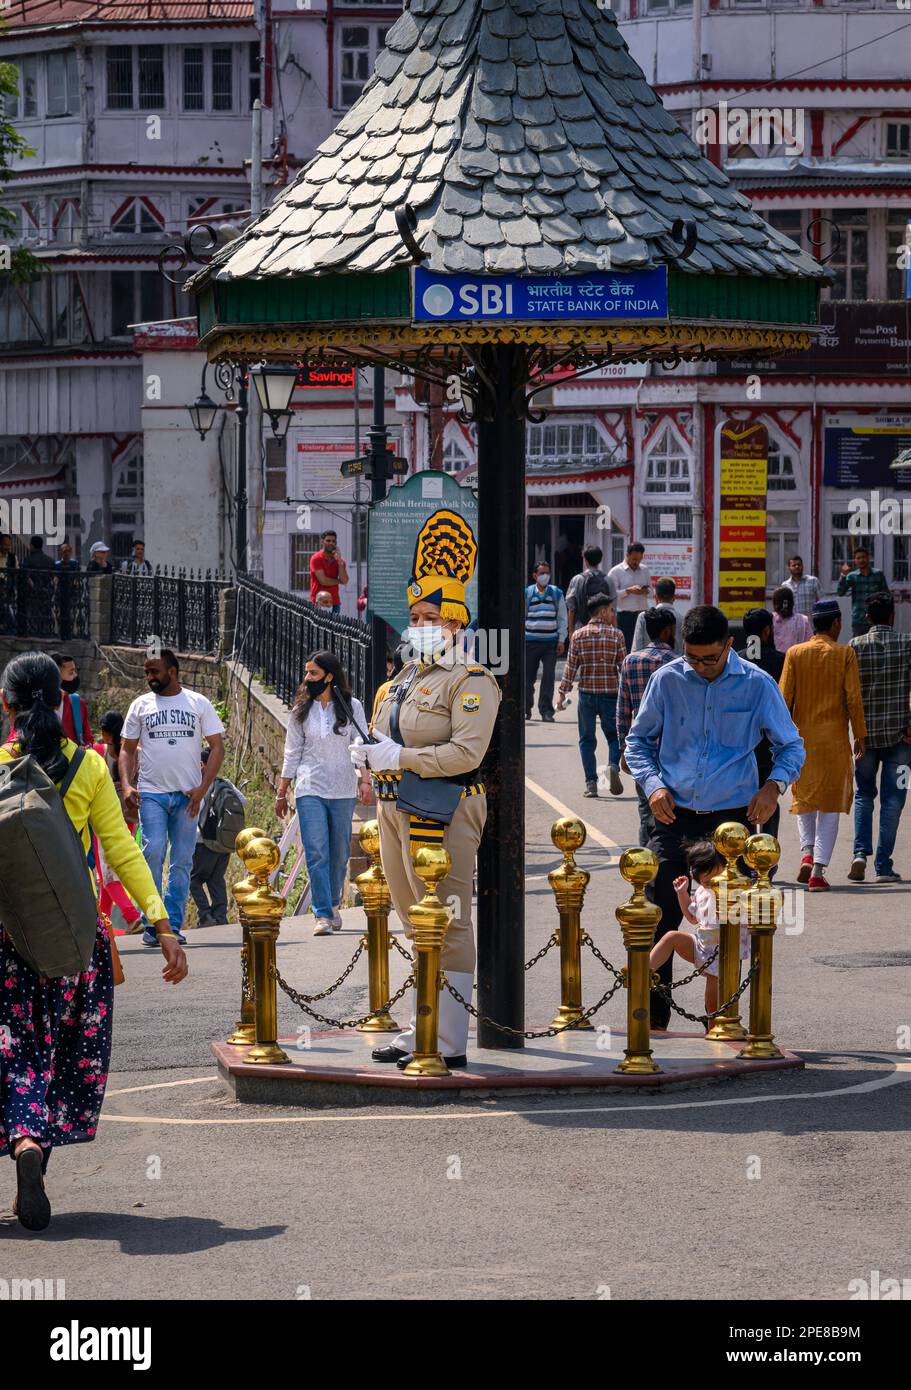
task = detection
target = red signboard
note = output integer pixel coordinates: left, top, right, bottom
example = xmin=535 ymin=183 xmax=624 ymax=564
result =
xmin=296 ymin=365 xmax=356 ymax=389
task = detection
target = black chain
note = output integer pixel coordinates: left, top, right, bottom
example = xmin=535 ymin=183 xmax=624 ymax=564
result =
xmin=390 ymin=936 xmax=414 ymax=963
xmin=271 ymin=964 xmax=415 ymax=1030
xmin=440 ymin=971 xmax=624 ymax=1040
xmin=525 ymin=932 xmax=560 ymax=971
xmin=279 ymin=938 xmax=368 ymax=1004
xmin=581 ymin=933 xmax=625 ymax=981
xmin=652 ymin=960 xmax=758 ymax=1028
xmin=240 ymin=943 xmax=253 ymax=1003
xmin=666 ymin=945 xmax=718 ymax=989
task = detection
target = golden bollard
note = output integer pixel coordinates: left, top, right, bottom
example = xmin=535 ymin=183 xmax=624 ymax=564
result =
xmin=706 ymin=821 xmax=750 ymax=1042
xmin=614 ymin=848 xmax=663 ymax=1074
xmin=549 ymin=817 xmax=592 ymax=1030
xmin=237 ymin=834 xmax=290 ymax=1065
xmin=738 ymin=833 xmax=785 ymax=1060
xmin=227 ymin=825 xmax=269 ymax=1046
xmin=355 ymin=820 xmax=400 ymax=1033
xmin=401 ymin=845 xmax=452 ymax=1078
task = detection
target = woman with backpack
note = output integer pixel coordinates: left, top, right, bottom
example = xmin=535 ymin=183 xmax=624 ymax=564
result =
xmin=274 ymin=651 xmax=372 ymax=936
xmin=0 ymin=653 xmax=187 ymax=1232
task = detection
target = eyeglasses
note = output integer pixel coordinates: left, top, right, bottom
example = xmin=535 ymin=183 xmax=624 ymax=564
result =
xmin=684 ymin=650 xmax=727 ymax=669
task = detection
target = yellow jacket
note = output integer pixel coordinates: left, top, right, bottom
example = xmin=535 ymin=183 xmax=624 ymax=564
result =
xmin=0 ymin=738 xmax=167 ymax=923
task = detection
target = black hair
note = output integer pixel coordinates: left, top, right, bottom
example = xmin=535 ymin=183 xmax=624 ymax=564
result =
xmin=655 ymin=577 xmax=675 ymax=600
xmin=100 ymin=709 xmax=124 ymax=756
xmin=588 ymin=591 xmax=614 ymax=616
xmin=582 ymin=544 xmax=602 ymax=567
xmin=682 ymin=605 xmax=729 ymax=646
xmin=156 ymin=648 xmax=179 ymax=674
xmin=813 ymin=610 xmax=841 ymax=635
xmin=866 ymin=591 xmax=894 ymax=625
xmin=1 ymin=651 xmax=68 ymax=780
xmin=742 ymin=608 xmax=773 ymax=639
xmin=30 ymin=535 xmax=43 ymax=550
xmin=293 ymin=650 xmax=355 ymax=738
xmin=684 ymin=840 xmax=724 ymax=882
xmin=852 ymin=547 xmax=869 ymax=557
xmin=533 ymin=560 xmax=551 ymax=573
xmin=772 ymin=586 xmax=794 ymax=616
xmin=134 ymin=539 xmax=144 ymax=546
xmin=627 ymin=542 xmax=645 ymax=555
xmin=788 ymin=554 xmax=803 ymax=564
xmin=320 ymin=530 xmax=337 ymax=540
xmin=645 ymin=605 xmax=676 ymax=641
xmin=50 ymin=651 xmax=65 ymax=668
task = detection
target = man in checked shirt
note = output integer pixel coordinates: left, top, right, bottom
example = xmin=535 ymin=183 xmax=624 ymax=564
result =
xmin=557 ymin=592 xmax=627 ymax=797
xmin=849 ymin=590 xmax=911 ymax=883
xmin=616 ymin=605 xmax=679 ymax=844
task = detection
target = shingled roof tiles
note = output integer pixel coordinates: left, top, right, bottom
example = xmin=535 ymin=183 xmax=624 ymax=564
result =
xmin=203 ymin=0 xmax=828 ymax=285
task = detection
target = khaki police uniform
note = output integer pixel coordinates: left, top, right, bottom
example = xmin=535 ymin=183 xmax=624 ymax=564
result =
xmin=372 ymin=652 xmax=500 ymax=975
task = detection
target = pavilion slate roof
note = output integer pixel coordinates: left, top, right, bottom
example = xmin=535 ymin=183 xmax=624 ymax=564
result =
xmin=199 ymin=0 xmax=828 ymax=286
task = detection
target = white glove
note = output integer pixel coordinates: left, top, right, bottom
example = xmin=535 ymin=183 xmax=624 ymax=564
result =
xmin=349 ymin=738 xmax=369 ymax=769
xmin=363 ymin=735 xmax=402 ymax=772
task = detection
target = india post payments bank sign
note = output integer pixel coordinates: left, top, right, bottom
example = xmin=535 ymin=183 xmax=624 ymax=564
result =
xmin=413 ymin=266 xmax=668 ymax=321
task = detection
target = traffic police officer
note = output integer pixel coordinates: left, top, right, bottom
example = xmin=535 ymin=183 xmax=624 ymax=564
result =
xmin=351 ymin=509 xmax=500 ymax=1068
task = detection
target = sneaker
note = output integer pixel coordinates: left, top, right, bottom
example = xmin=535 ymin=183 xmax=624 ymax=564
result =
xmin=608 ymin=765 xmax=623 ymax=796
xmin=173 ymin=929 xmax=187 ymax=945
xmin=876 ymin=871 xmax=902 ymax=884
xmin=141 ymin=929 xmax=159 ymax=947
xmin=331 ymin=908 xmax=343 ymax=931
xmin=541 ymin=712 xmax=555 ymax=723
xmin=848 ymin=856 xmax=867 ymax=882
xmin=313 ymin=919 xmax=334 ymax=936
xmin=807 ymin=873 xmax=830 ymax=892
xmin=583 ymin=781 xmax=598 ymax=798
xmin=797 ymin=854 xmax=813 ymax=885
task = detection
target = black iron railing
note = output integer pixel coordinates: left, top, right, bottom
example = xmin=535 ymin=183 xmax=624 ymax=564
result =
xmin=111 ymin=567 xmax=229 ymax=655
xmin=235 ymin=575 xmax=372 ymax=707
xmin=0 ymin=567 xmax=91 ymax=640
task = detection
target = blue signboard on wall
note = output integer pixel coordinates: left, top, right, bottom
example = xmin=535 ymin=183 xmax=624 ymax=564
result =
xmin=413 ymin=266 xmax=668 ymax=323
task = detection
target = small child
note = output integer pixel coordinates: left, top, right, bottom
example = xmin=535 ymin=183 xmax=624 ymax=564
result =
xmin=649 ymin=840 xmax=750 ymax=1023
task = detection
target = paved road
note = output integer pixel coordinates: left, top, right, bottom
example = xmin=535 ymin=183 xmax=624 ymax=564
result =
xmin=3 ymin=706 xmax=910 ymax=1301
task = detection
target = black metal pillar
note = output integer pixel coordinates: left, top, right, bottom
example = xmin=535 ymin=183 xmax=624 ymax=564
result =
xmin=235 ymin=372 xmax=249 ymax=574
xmin=476 ymin=345 xmax=526 ymax=1048
xmin=367 ymin=365 xmax=390 ymax=706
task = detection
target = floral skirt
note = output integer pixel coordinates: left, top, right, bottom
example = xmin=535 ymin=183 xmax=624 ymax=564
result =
xmin=0 ymin=919 xmax=113 ymax=1162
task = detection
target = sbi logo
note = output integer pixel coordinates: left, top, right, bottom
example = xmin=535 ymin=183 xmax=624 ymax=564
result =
xmin=421 ymin=281 xmax=514 ymax=318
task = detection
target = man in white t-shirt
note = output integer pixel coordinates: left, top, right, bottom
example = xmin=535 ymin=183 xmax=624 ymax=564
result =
xmin=608 ymin=542 xmax=651 ymax=653
xmin=120 ymin=649 xmax=225 ymax=945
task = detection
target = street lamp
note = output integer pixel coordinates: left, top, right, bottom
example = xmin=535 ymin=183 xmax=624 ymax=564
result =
xmin=250 ymin=363 xmax=299 ymax=433
xmin=188 ymin=364 xmax=220 ymax=439
xmin=270 ymin=409 xmax=293 ymax=440
xmin=184 ymin=361 xmax=251 ymax=573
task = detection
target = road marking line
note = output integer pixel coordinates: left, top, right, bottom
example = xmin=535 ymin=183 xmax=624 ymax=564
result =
xmin=107 ymin=1076 xmax=216 ymax=1097
xmin=524 ymin=777 xmax=621 ymax=853
xmin=100 ymin=1054 xmax=910 ymax=1127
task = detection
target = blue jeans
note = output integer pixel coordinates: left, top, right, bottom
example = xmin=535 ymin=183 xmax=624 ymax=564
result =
xmin=853 ymin=742 xmax=910 ymax=875
xmin=577 ymin=690 xmax=620 ymax=784
xmin=139 ymin=792 xmax=199 ymax=930
xmin=296 ymin=796 xmax=356 ymax=920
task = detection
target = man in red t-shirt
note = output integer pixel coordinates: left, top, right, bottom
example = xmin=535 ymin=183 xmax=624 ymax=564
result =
xmin=309 ymin=530 xmax=348 ymax=614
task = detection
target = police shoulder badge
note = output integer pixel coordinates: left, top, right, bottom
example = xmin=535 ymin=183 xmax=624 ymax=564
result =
xmin=461 ymin=692 xmax=480 ymax=712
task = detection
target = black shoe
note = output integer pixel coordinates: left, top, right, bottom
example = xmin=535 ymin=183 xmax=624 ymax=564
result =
xmin=371 ymin=1045 xmax=410 ymax=1063
xmin=541 ymin=712 xmax=555 ymax=722
xmin=15 ymin=1147 xmax=51 ymax=1232
xmin=396 ymin=1053 xmax=468 ymax=1070
xmin=650 ymin=1017 xmax=670 ymax=1032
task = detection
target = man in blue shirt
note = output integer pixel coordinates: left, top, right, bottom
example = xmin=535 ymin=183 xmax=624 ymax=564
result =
xmin=625 ymin=604 xmax=804 ymax=1029
xmin=524 ymin=561 xmax=567 ymax=723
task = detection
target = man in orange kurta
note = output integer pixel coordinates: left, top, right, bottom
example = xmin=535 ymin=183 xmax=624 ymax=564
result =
xmin=780 ymin=599 xmax=867 ymax=892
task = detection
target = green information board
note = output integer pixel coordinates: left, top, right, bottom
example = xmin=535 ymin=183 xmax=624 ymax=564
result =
xmin=368 ymin=471 xmax=479 ymax=639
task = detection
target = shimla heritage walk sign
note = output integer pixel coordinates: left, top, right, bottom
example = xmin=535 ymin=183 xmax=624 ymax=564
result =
xmin=187 ymin=0 xmax=826 ymax=1047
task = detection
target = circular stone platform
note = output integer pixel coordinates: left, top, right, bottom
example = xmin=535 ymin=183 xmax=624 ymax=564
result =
xmin=212 ymin=1028 xmax=803 ymax=1108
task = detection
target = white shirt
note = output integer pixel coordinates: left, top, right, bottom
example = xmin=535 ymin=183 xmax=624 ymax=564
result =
xmin=123 ymin=687 xmax=225 ymax=793
xmin=608 ymin=560 xmax=651 ymax=612
xmin=281 ymin=696 xmax=366 ymax=800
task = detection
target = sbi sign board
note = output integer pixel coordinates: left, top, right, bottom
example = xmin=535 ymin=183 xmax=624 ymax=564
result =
xmin=413 ymin=265 xmax=668 ymax=322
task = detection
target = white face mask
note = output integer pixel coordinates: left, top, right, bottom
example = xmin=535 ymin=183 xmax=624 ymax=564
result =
xmin=406 ymin=624 xmax=445 ymax=657
xmin=537 ymin=573 xmax=550 ymax=587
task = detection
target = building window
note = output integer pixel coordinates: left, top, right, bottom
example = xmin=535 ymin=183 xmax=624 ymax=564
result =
xmin=4 ymin=55 xmax=39 ymax=119
xmin=767 ymin=437 xmax=797 ymax=492
xmin=0 ymin=277 xmax=46 ymax=345
xmin=644 ymin=424 xmax=691 ymax=493
xmin=885 ymin=122 xmax=911 ymax=159
xmin=764 ymin=209 xmax=809 ymax=254
xmin=765 ymin=509 xmax=801 ymax=591
xmin=642 ymin=506 xmax=693 ymax=540
xmin=52 ymin=273 xmax=86 ymax=345
xmin=527 ymin=421 xmax=613 ymax=465
xmin=894 ymin=535 xmax=911 ymax=585
xmin=107 ymin=46 xmax=165 ymax=111
xmin=249 ymin=43 xmax=261 ymax=108
xmin=886 ymin=209 xmax=911 ymax=300
xmin=290 ymin=533 xmax=320 ymax=593
xmin=212 ymin=47 xmax=234 ymax=111
xmin=828 ymin=211 xmax=868 ymax=301
xmin=46 ymin=51 xmax=79 ymax=117
xmin=442 ymin=433 xmax=471 ymax=475
xmin=830 ymin=513 xmax=875 ymax=584
xmin=183 ymin=48 xmax=205 ymax=111
xmin=265 ymin=437 xmax=287 ymax=502
xmin=338 ymin=25 xmax=391 ymax=110
xmin=110 ymin=271 xmax=164 ymax=337
xmin=111 ymin=197 xmax=164 ymax=235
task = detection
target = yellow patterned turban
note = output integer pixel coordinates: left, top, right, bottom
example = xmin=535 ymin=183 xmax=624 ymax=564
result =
xmin=406 ymin=508 xmax=478 ymax=625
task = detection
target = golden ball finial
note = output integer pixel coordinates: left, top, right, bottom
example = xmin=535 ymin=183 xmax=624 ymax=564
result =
xmin=411 ymin=844 xmax=452 ymax=888
xmin=743 ymin=833 xmax=781 ymax=876
xmin=551 ymin=816 xmax=586 ymax=855
xmin=714 ymin=821 xmax=750 ymax=860
xmin=239 ymin=834 xmax=281 ymax=876
xmin=235 ymin=826 xmax=268 ymax=857
xmin=619 ymin=847 xmax=659 ymax=889
xmin=359 ymin=819 xmax=381 ymax=860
